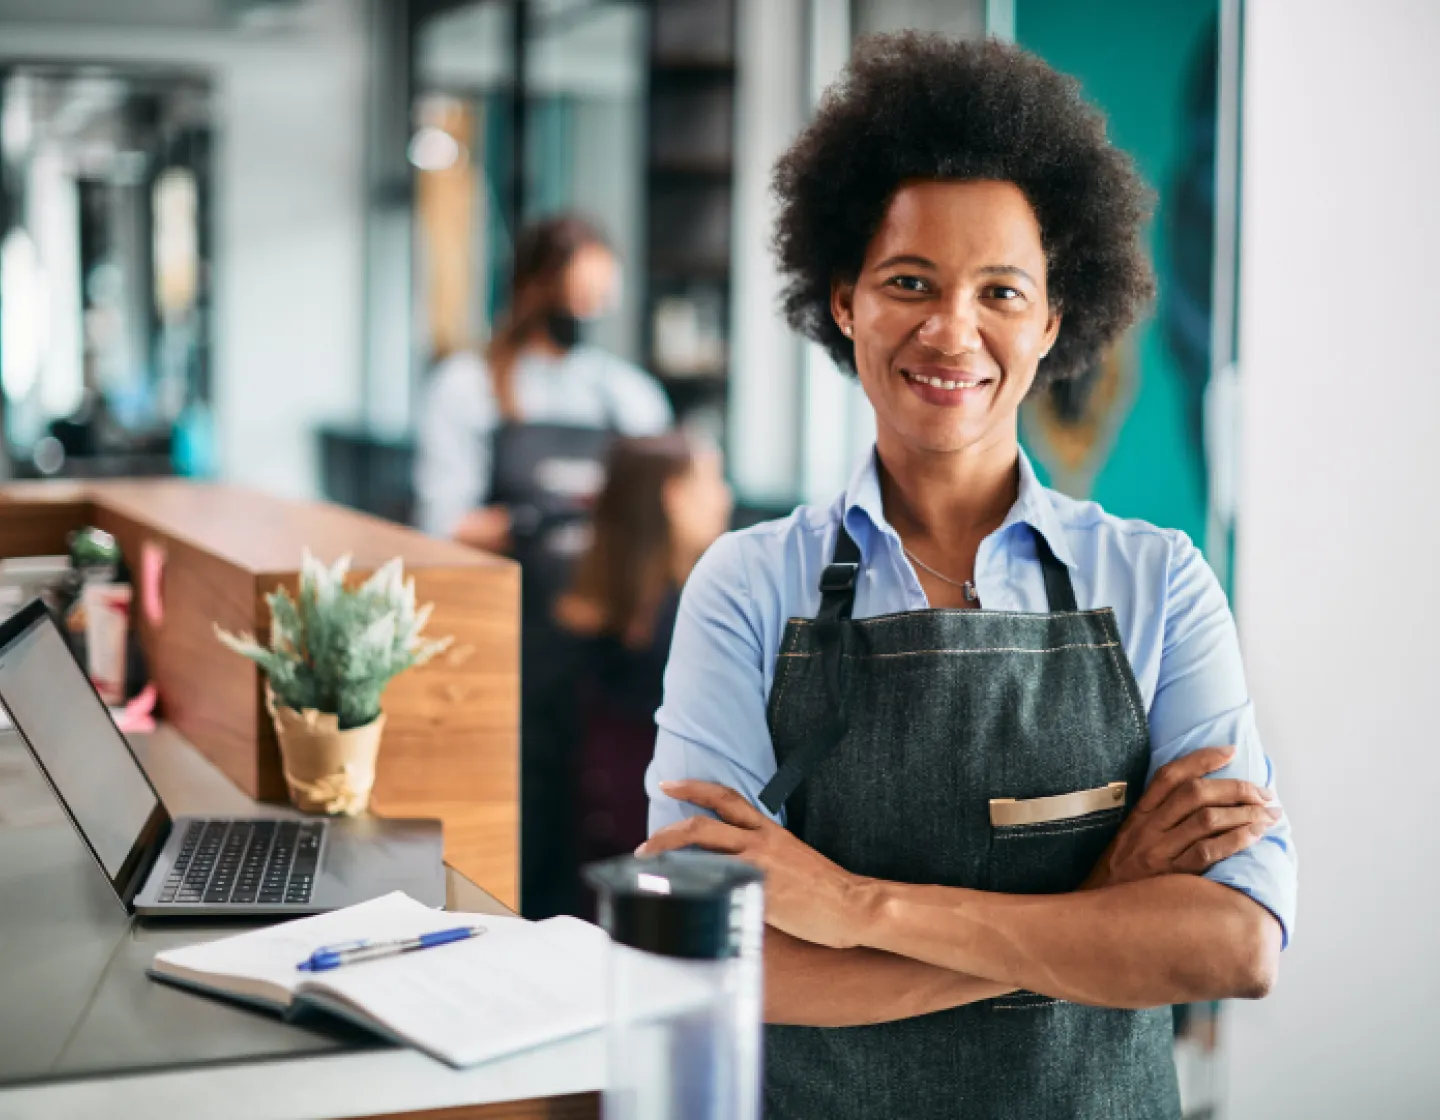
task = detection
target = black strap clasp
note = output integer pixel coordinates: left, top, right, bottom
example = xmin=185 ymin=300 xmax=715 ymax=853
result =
xmin=819 ymin=561 xmax=859 ymax=594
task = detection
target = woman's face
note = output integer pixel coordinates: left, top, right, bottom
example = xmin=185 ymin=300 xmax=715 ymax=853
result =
xmin=663 ymin=449 xmax=733 ymax=561
xmin=561 ymin=242 xmax=621 ymax=319
xmin=832 ymin=179 xmax=1060 ymax=459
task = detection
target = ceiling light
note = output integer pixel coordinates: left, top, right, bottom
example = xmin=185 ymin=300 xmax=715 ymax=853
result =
xmin=407 ymin=126 xmax=462 ymax=172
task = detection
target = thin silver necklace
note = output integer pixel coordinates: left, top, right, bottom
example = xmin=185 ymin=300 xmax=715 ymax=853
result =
xmin=903 ymin=546 xmax=979 ymax=602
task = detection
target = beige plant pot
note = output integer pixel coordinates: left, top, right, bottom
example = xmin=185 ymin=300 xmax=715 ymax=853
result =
xmin=266 ymin=690 xmax=385 ymax=816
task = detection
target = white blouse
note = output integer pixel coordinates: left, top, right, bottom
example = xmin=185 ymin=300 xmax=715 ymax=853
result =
xmin=413 ymin=346 xmax=673 ymax=538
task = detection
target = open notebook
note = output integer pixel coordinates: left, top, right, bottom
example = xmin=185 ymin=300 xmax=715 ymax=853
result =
xmin=148 ymin=891 xmax=615 ymax=1069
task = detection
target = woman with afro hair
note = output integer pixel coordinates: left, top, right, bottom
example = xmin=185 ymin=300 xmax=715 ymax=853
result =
xmin=640 ymin=34 xmax=1295 ymax=1119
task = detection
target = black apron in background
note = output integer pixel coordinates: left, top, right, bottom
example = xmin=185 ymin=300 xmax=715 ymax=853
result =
xmin=759 ymin=525 xmax=1181 ymax=1120
xmin=488 ymin=420 xmax=614 ymax=919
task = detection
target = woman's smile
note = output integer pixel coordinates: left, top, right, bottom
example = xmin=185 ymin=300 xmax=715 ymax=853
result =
xmin=898 ymin=364 xmax=996 ymax=407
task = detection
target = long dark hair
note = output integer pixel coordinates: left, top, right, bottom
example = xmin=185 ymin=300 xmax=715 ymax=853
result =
xmin=486 ymin=213 xmax=610 ymax=420
xmin=565 ymin=433 xmax=698 ymax=645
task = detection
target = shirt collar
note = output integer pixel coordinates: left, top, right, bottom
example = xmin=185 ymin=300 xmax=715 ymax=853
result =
xmin=1003 ymin=448 xmax=1076 ymax=570
xmin=840 ymin=445 xmax=1076 ymax=570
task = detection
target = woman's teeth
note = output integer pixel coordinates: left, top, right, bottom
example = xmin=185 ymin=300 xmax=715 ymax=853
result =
xmin=903 ymin=370 xmax=986 ymax=390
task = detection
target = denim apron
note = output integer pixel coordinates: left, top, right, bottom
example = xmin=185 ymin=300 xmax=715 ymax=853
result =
xmin=759 ymin=525 xmax=1180 ymax=1119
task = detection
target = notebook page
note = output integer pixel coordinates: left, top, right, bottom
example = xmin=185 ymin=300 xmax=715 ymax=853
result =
xmin=151 ymin=891 xmax=446 ymax=1005
xmin=305 ymin=914 xmax=612 ymax=1068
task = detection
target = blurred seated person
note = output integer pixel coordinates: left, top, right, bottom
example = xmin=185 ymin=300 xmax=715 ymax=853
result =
xmin=555 ymin=432 xmax=733 ymax=876
xmin=413 ymin=214 xmax=672 ymax=918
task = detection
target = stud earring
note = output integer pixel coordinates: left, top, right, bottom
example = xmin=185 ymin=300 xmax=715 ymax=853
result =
xmin=842 ymin=323 xmax=853 ymax=338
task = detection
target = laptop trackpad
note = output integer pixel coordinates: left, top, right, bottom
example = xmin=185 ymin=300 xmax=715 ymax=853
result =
xmin=315 ymin=817 xmax=445 ymax=909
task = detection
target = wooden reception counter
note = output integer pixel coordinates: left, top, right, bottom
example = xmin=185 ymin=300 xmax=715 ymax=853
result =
xmin=0 ymin=479 xmax=520 ymax=908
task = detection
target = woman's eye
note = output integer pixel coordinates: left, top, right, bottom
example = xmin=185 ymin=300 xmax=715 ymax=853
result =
xmin=885 ymin=275 xmax=930 ymax=294
xmin=986 ymin=285 xmax=1024 ymax=301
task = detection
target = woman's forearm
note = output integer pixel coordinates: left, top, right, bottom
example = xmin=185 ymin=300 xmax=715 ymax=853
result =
xmin=851 ymin=875 xmax=1280 ymax=1010
xmin=764 ymin=926 xmax=1014 ymax=1027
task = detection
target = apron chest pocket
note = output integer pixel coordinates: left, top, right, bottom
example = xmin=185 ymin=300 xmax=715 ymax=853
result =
xmin=986 ymin=782 xmax=1128 ymax=895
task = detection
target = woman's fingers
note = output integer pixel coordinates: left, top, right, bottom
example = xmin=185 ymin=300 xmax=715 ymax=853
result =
xmin=1172 ymin=818 xmax=1274 ymax=874
xmin=1153 ymin=778 xmax=1275 ymax=833
xmin=638 ymin=814 xmax=751 ymax=857
xmin=1135 ymin=746 xmax=1236 ymax=813
xmin=1162 ymin=804 xmax=1280 ymax=862
xmin=658 ymin=780 xmax=769 ymax=828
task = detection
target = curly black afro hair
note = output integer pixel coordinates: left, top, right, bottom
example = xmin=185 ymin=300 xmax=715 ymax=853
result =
xmin=773 ymin=33 xmax=1155 ymax=385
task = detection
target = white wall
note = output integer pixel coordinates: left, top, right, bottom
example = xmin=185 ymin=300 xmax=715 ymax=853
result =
xmin=0 ymin=0 xmax=368 ymax=499
xmin=218 ymin=23 xmax=367 ymax=497
xmin=852 ymin=0 xmax=986 ymax=38
xmin=1227 ymin=2 xmax=1440 ymax=1116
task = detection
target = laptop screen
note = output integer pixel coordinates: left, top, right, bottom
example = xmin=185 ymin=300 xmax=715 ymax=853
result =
xmin=0 ymin=606 xmax=162 ymax=880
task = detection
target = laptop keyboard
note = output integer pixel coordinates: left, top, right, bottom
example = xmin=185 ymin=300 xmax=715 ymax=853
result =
xmin=158 ymin=819 xmax=324 ymax=906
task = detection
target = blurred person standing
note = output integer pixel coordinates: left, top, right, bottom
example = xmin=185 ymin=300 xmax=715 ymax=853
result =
xmin=414 ymin=213 xmax=672 ymax=555
xmin=414 ymin=214 xmax=672 ymax=917
xmin=554 ymin=433 xmax=732 ymax=896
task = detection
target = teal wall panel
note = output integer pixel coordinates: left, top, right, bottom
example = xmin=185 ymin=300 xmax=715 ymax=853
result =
xmin=1017 ymin=0 xmax=1220 ymax=554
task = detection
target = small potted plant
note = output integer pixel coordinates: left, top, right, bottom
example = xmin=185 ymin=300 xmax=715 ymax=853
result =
xmin=216 ymin=552 xmax=452 ymax=816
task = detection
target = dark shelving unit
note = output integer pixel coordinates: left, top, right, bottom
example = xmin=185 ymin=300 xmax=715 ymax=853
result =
xmin=641 ymin=0 xmax=737 ymax=426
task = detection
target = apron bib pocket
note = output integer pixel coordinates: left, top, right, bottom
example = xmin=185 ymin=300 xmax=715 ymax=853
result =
xmin=987 ymin=803 xmax=1124 ymax=895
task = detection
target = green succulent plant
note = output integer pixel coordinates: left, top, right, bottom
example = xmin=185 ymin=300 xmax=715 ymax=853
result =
xmin=216 ymin=551 xmax=453 ymax=729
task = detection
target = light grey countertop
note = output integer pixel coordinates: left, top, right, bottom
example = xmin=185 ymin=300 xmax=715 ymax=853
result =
xmin=0 ymin=728 xmax=603 ymax=1119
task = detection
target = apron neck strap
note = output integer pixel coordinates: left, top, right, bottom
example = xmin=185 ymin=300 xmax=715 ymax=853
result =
xmin=1031 ymin=526 xmax=1077 ymax=612
xmin=817 ymin=525 xmax=862 ymax=624
xmin=758 ymin=526 xmax=859 ymax=818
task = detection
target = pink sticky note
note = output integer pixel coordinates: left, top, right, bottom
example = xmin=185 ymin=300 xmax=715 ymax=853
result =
xmin=115 ymin=683 xmax=157 ymax=734
xmin=140 ymin=540 xmax=166 ymax=627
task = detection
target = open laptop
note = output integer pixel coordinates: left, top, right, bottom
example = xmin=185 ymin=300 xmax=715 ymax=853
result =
xmin=0 ymin=598 xmax=446 ymax=917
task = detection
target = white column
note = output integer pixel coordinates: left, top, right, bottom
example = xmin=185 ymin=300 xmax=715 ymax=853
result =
xmin=728 ymin=0 xmax=807 ymax=505
xmin=30 ymin=147 xmax=83 ymax=421
xmin=797 ymin=0 xmax=862 ymax=505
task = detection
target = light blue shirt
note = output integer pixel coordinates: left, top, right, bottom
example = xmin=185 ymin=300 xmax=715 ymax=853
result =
xmin=413 ymin=346 xmax=673 ymax=538
xmin=647 ymin=447 xmax=1297 ymax=946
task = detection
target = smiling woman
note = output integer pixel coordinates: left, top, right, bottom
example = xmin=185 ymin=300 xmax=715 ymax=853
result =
xmin=835 ymin=180 xmax=1061 ymax=461
xmin=641 ymin=32 xmax=1296 ymax=1120
xmin=773 ymin=34 xmax=1154 ymax=391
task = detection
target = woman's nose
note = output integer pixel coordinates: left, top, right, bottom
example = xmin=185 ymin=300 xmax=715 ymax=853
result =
xmin=916 ymin=301 xmax=982 ymax=356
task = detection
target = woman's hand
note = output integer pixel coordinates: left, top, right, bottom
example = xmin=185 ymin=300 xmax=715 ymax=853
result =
xmin=452 ymin=506 xmax=512 ymax=554
xmin=1082 ymin=746 xmax=1280 ymax=890
xmin=638 ymin=780 xmax=869 ymax=949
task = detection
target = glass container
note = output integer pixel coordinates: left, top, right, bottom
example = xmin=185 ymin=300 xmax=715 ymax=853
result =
xmin=584 ymin=851 xmax=764 ymax=1120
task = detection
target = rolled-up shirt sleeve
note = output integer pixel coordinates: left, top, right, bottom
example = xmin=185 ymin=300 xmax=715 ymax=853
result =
xmin=646 ymin=533 xmax=780 ymax=835
xmin=1147 ymin=532 xmax=1298 ymax=946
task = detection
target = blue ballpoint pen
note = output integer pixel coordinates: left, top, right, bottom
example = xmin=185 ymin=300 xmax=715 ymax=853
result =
xmin=297 ymin=924 xmax=487 ymax=972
